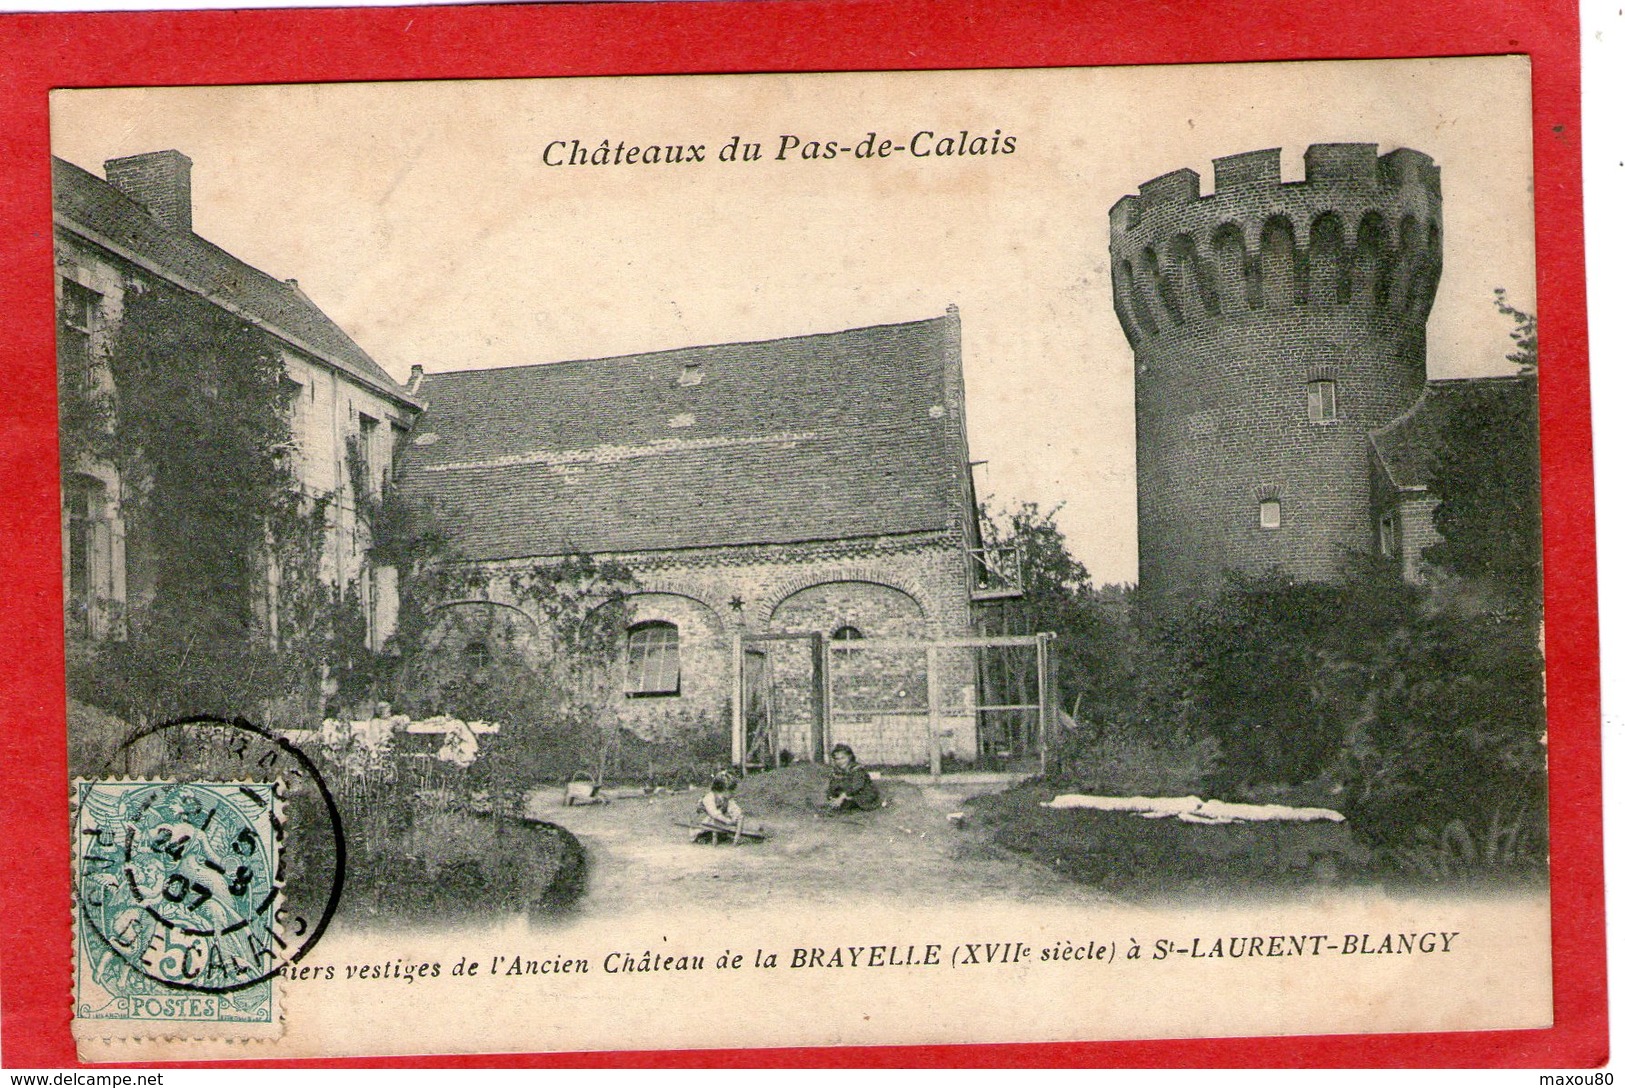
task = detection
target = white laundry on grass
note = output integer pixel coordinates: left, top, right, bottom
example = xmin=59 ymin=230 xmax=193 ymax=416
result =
xmin=1041 ymin=793 xmax=1345 ymax=825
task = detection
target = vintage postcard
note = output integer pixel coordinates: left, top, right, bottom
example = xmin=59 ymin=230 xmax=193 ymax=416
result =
xmin=44 ymin=54 xmax=1564 ymax=1060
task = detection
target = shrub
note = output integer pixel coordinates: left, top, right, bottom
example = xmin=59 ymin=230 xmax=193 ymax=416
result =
xmin=314 ymin=749 xmax=588 ymax=921
xmin=1051 ymin=720 xmax=1219 ymax=797
xmin=1343 ymin=608 xmax=1547 ymax=855
xmin=1064 ymin=563 xmax=1546 ymax=880
xmin=1146 ymin=562 xmax=1429 ymax=785
xmin=609 ymin=708 xmax=731 ymax=787
xmin=1379 ymin=811 xmax=1544 ymax=881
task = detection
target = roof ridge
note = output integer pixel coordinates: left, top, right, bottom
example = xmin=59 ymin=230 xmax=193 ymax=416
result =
xmin=1424 ymin=373 xmax=1530 ymax=386
xmin=1368 ymin=387 xmax=1434 ymax=441
xmin=422 ymin=428 xmax=831 ymax=472
xmin=419 ymin=313 xmax=950 ymax=380
xmin=53 ymin=154 xmax=408 ymax=404
xmin=179 ymin=230 xmax=389 ymax=372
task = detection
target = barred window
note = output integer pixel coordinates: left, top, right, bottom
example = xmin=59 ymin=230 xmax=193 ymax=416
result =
xmin=1306 ymin=379 xmax=1338 ymax=422
xmin=627 ymin=621 xmax=680 ymax=696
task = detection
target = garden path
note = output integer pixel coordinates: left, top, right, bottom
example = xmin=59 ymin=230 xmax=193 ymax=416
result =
xmin=525 ymin=763 xmax=1104 ymax=915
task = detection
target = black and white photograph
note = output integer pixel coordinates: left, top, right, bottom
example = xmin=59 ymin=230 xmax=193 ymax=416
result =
xmin=52 ymin=57 xmax=1552 ymax=1058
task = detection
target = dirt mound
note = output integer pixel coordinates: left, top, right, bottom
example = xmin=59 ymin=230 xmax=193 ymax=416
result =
xmin=735 ymin=762 xmax=827 ymax=811
xmin=736 ymin=763 xmax=924 ymax=816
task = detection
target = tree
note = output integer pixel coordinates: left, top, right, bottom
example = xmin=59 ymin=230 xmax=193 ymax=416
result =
xmin=327 ymin=444 xmax=481 ymax=713
xmin=1422 ymin=291 xmax=1542 ymax=609
xmin=977 ymin=502 xmax=1119 ymax=721
xmin=1343 ymin=604 xmax=1547 ymax=853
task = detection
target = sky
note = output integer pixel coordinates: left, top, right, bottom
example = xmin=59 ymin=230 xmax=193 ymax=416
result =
xmin=50 ymin=57 xmax=1536 ymax=585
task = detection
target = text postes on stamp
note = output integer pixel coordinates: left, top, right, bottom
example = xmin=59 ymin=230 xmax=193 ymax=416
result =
xmin=72 ymin=716 xmax=345 ymax=1041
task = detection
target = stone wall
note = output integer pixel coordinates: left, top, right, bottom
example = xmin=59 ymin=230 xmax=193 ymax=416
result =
xmin=467 ymin=531 xmax=978 ymax=764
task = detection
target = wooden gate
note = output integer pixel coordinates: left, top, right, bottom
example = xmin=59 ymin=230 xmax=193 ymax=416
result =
xmin=820 ymin=633 xmax=1057 ymax=775
xmin=730 ymin=631 xmax=826 ymax=772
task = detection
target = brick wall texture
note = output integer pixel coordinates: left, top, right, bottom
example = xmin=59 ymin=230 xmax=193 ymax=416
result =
xmin=455 ymin=531 xmax=978 ymax=766
xmin=103 ymin=151 xmax=193 ymax=234
xmin=1110 ymin=144 xmax=1442 ymax=595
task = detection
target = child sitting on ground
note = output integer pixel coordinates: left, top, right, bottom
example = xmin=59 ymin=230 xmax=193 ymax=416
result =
xmin=824 ymin=744 xmax=884 ymax=812
xmin=692 ymin=771 xmax=746 ymax=843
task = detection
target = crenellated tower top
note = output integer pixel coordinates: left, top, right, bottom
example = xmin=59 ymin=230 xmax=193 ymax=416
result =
xmin=1109 ymin=144 xmax=1442 ymax=349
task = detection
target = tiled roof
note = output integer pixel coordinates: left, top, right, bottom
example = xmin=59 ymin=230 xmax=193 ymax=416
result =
xmin=1369 ymin=376 xmax=1531 ymax=490
xmin=396 ymin=316 xmax=967 ymax=559
xmin=52 ymin=156 xmax=414 ymax=406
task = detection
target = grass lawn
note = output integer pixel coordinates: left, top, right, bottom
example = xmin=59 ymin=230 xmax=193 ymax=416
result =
xmin=970 ymin=780 xmax=1549 ymax=900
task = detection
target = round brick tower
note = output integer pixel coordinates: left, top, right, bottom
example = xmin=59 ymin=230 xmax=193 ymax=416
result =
xmin=1110 ymin=144 xmax=1442 ymax=596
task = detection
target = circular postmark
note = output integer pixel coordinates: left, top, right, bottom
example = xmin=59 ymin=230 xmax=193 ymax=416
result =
xmin=75 ymin=716 xmax=345 ymax=996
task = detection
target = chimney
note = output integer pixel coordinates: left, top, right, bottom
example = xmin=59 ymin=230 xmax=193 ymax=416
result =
xmin=104 ymin=150 xmax=193 ymax=233
xmin=408 ymin=365 xmax=425 ymax=394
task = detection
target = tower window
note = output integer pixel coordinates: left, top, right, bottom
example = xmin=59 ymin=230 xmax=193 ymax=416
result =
xmin=1306 ymin=379 xmax=1338 ymax=422
xmin=627 ymin=621 xmax=680 ymax=696
xmin=831 ymin=625 xmax=864 ymax=641
xmin=1379 ymin=512 xmax=1397 ymax=557
xmin=1259 ymin=499 xmax=1282 ymax=530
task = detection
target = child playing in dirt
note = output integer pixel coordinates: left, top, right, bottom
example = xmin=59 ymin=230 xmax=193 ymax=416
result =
xmin=824 ymin=744 xmax=884 ymax=812
xmin=692 ymin=771 xmax=747 ymax=843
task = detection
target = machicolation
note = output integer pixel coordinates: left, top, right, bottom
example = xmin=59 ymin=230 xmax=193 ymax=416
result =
xmin=1111 ymin=144 xmax=1443 ymax=596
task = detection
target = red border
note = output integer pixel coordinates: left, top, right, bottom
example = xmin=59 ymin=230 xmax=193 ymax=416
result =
xmin=0 ymin=0 xmax=1602 ymax=1069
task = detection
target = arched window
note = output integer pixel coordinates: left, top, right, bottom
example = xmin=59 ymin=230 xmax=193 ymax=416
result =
xmin=831 ymin=625 xmax=864 ymax=641
xmin=627 ymin=621 xmax=680 ymax=696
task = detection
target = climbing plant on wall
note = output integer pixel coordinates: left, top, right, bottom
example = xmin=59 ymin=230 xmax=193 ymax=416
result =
xmin=370 ymin=548 xmax=639 ymax=787
xmin=67 ymin=280 xmax=332 ymax=724
xmin=329 ymin=442 xmax=487 ymax=712
xmin=56 ymin=308 xmax=115 ymax=477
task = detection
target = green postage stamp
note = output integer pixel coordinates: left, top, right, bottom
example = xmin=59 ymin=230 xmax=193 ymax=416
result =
xmin=72 ymin=780 xmax=283 ymax=1040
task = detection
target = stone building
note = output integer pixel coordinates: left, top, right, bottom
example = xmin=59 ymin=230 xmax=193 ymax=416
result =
xmin=395 ymin=312 xmax=995 ymax=766
xmin=54 ymin=150 xmax=1010 ymax=767
xmin=1111 ymin=143 xmax=1447 ymax=596
xmin=54 ymin=151 xmax=419 ymax=647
